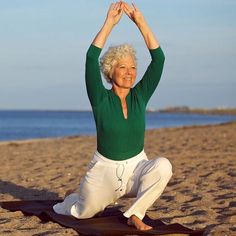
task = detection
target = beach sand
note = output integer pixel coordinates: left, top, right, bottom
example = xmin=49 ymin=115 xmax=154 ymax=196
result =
xmin=0 ymin=122 xmax=235 ymax=235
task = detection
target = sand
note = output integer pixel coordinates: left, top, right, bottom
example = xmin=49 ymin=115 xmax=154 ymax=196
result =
xmin=0 ymin=122 xmax=236 ymax=235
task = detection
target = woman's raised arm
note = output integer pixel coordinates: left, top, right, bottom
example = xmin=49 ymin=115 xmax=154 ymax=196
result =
xmin=123 ymin=2 xmax=159 ymax=49
xmin=92 ymin=1 xmax=123 ymax=48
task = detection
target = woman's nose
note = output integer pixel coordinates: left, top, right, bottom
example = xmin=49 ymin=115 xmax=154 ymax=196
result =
xmin=126 ymin=68 xmax=131 ymax=74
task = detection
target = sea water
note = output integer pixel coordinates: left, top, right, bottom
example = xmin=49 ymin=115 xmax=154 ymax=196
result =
xmin=0 ymin=110 xmax=235 ymax=142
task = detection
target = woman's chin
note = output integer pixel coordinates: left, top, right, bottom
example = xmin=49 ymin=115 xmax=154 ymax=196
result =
xmin=123 ymin=81 xmax=134 ymax=88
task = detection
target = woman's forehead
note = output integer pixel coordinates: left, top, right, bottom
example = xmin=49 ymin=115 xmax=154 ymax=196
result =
xmin=117 ymin=55 xmax=136 ymax=65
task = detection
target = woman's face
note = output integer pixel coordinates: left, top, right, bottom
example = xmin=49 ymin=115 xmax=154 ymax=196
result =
xmin=111 ymin=55 xmax=137 ymax=89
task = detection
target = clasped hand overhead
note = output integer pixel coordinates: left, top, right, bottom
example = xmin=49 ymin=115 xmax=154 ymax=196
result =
xmin=106 ymin=1 xmax=145 ymax=26
xmin=93 ymin=1 xmax=158 ymax=50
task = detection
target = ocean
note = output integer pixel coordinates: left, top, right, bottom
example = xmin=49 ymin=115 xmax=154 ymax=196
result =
xmin=0 ymin=110 xmax=235 ymax=142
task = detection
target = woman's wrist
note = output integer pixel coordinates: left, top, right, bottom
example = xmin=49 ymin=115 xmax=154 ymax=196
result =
xmin=101 ymin=20 xmax=115 ymax=38
xmin=135 ymin=19 xmax=148 ymax=31
xmin=104 ymin=18 xmax=116 ymax=29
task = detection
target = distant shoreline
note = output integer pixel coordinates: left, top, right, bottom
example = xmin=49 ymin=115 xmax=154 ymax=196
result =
xmin=1 ymin=107 xmax=236 ymax=115
xmin=154 ymin=107 xmax=236 ymax=115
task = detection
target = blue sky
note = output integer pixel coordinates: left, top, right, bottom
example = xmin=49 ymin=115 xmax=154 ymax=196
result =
xmin=0 ymin=0 xmax=235 ymax=110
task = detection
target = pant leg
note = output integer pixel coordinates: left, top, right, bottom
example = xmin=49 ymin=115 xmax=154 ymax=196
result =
xmin=53 ymin=192 xmax=79 ymax=216
xmin=53 ymin=158 xmax=121 ymax=219
xmin=123 ymin=157 xmax=173 ymax=220
xmin=70 ymin=163 xmax=117 ymax=219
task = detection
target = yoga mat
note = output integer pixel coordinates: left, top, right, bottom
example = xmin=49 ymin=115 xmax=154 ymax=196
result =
xmin=1 ymin=200 xmax=205 ymax=236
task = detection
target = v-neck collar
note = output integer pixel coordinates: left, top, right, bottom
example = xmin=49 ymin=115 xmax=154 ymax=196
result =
xmin=109 ymin=89 xmax=131 ymax=120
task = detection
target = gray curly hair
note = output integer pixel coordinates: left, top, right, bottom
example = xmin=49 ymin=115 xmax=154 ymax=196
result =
xmin=100 ymin=44 xmax=137 ymax=84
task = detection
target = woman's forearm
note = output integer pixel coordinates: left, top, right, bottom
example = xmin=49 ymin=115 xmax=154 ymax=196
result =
xmin=92 ymin=20 xmax=114 ymax=49
xmin=122 ymin=2 xmax=159 ymax=50
xmin=91 ymin=2 xmax=123 ymax=49
xmin=136 ymin=20 xmax=159 ymax=50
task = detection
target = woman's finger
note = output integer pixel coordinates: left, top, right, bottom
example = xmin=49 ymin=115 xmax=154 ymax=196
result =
xmin=123 ymin=7 xmax=131 ymax=18
xmin=117 ymin=2 xmax=123 ymax=15
xmin=123 ymin=3 xmax=133 ymax=15
xmin=118 ymin=1 xmax=123 ymax=12
xmin=114 ymin=2 xmax=121 ymax=11
xmin=123 ymin=2 xmax=132 ymax=11
xmin=113 ymin=2 xmax=118 ymax=10
xmin=131 ymin=2 xmax=138 ymax=11
xmin=109 ymin=3 xmax=115 ymax=12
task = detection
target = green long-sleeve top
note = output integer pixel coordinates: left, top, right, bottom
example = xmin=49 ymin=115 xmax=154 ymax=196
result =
xmin=85 ymin=44 xmax=165 ymax=160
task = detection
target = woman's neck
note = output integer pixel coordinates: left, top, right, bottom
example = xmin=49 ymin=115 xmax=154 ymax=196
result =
xmin=112 ymin=86 xmax=130 ymax=100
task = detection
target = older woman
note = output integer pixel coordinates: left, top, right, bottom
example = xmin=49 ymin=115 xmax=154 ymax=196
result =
xmin=53 ymin=1 xmax=172 ymax=231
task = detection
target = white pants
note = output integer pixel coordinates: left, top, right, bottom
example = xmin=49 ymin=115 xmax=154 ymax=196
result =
xmin=53 ymin=150 xmax=172 ymax=220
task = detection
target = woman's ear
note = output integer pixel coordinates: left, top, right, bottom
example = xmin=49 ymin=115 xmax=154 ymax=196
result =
xmin=109 ymin=66 xmax=114 ymax=82
xmin=109 ymin=72 xmax=113 ymax=82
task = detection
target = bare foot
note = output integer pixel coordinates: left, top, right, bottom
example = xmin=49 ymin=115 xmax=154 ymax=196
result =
xmin=127 ymin=215 xmax=152 ymax=231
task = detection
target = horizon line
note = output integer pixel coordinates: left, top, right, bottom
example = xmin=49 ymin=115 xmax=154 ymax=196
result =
xmin=0 ymin=106 xmax=236 ymax=112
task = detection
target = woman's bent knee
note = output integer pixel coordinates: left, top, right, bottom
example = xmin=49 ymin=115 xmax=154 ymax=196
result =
xmin=155 ymin=157 xmax=173 ymax=178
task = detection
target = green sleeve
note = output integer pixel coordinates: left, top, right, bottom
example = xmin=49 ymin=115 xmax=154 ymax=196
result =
xmin=85 ymin=44 xmax=107 ymax=107
xmin=134 ymin=47 xmax=165 ymax=105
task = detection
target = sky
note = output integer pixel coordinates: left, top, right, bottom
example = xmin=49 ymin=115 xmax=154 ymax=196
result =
xmin=0 ymin=0 xmax=235 ymax=110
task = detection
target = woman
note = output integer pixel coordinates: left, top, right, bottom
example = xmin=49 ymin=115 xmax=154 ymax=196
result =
xmin=53 ymin=1 xmax=172 ymax=231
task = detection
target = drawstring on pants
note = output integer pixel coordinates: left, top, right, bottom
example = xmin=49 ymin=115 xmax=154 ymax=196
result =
xmin=115 ymin=163 xmax=125 ymax=192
